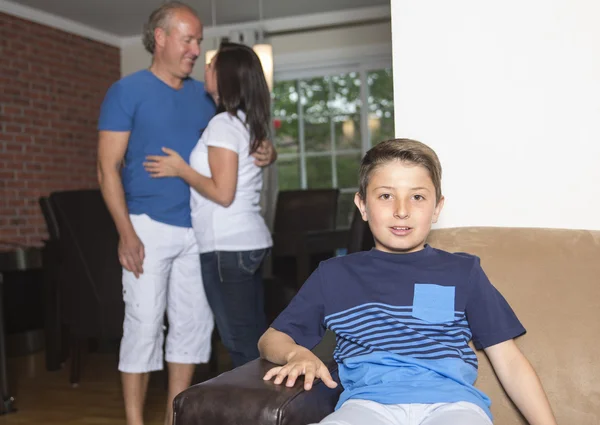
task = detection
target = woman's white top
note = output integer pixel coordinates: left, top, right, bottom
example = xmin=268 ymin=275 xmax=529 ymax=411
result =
xmin=189 ymin=110 xmax=273 ymax=253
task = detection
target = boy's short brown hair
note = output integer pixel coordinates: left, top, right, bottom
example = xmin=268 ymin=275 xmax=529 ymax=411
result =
xmin=358 ymin=139 xmax=443 ymax=203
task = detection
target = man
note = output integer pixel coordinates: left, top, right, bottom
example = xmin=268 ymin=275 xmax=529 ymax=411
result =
xmin=97 ymin=2 xmax=276 ymax=425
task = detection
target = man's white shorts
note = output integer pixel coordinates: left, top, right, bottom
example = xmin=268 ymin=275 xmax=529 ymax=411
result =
xmin=118 ymin=214 xmax=214 ymax=373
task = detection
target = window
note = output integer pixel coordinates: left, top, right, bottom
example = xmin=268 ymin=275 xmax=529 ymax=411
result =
xmin=273 ymin=67 xmax=394 ymax=227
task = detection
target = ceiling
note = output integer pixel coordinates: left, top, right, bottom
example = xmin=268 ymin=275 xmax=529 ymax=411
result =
xmin=6 ymin=0 xmax=390 ymax=37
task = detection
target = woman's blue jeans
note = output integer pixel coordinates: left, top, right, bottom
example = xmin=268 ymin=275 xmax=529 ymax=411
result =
xmin=200 ymin=249 xmax=268 ymax=368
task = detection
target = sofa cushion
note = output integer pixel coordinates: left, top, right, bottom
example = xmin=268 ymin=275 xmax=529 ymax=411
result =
xmin=428 ymin=227 xmax=600 ymax=424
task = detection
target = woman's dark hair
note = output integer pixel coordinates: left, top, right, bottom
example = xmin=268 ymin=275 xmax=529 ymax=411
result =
xmin=213 ymin=42 xmax=271 ymax=153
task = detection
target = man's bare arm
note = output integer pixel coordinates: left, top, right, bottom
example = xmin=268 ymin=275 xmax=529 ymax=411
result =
xmin=97 ymin=130 xmax=144 ymax=277
xmin=252 ymin=139 xmax=277 ymax=167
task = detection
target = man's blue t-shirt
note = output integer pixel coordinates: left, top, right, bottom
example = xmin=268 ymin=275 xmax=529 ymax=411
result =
xmin=98 ymin=70 xmax=216 ymax=227
xmin=271 ymin=245 xmax=526 ymax=420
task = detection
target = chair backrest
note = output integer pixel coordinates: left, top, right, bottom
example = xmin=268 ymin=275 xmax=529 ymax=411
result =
xmin=39 ymin=196 xmax=60 ymax=240
xmin=49 ymin=189 xmax=123 ymax=339
xmin=268 ymin=189 xmax=341 ymax=311
xmin=346 ymin=208 xmax=374 ymax=254
xmin=273 ymin=189 xmax=340 ymax=234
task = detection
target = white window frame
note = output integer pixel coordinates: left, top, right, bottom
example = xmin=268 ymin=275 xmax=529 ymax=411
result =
xmin=273 ymin=43 xmax=393 ymax=194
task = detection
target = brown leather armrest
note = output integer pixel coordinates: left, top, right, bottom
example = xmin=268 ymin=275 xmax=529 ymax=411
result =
xmin=173 ymin=357 xmax=342 ymax=425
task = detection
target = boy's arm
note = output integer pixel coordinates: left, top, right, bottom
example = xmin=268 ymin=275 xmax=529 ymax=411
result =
xmin=258 ymin=327 xmax=337 ymax=391
xmin=258 ymin=327 xmax=305 ymax=365
xmin=485 ymin=340 xmax=557 ymax=425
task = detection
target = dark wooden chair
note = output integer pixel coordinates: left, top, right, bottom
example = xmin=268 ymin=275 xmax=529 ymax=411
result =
xmin=39 ymin=196 xmax=67 ymax=372
xmin=41 ymin=190 xmax=221 ymax=385
xmin=40 ymin=190 xmax=123 ymax=385
xmin=265 ymin=189 xmax=341 ymax=323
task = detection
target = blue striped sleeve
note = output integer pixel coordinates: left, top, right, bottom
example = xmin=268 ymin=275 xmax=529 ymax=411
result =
xmin=465 ymin=257 xmax=526 ymax=349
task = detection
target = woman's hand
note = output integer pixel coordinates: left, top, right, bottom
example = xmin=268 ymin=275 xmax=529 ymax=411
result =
xmin=144 ymin=147 xmax=186 ymax=178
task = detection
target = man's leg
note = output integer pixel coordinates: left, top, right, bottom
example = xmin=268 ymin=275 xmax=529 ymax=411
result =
xmin=164 ymin=362 xmax=196 ymax=425
xmin=164 ymin=229 xmax=213 ymax=425
xmin=120 ymin=214 xmax=176 ymax=425
xmin=122 ymin=372 xmax=150 ymax=425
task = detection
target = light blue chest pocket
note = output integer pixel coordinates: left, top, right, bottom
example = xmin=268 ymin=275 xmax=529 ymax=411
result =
xmin=412 ymin=284 xmax=456 ymax=323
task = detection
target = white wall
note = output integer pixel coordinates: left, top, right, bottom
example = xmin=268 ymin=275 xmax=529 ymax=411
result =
xmin=121 ymin=22 xmax=392 ymax=80
xmin=391 ymin=0 xmax=600 ymax=231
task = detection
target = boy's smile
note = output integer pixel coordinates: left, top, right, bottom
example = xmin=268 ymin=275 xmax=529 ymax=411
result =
xmin=354 ymin=160 xmax=444 ymax=254
xmin=390 ymin=226 xmax=412 ymax=236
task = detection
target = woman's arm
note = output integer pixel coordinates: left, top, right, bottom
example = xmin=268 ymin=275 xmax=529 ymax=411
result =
xmin=485 ymin=339 xmax=557 ymax=425
xmin=144 ymin=146 xmax=238 ymax=207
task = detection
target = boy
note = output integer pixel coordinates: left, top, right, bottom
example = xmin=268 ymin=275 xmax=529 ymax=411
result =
xmin=258 ymin=139 xmax=557 ymax=425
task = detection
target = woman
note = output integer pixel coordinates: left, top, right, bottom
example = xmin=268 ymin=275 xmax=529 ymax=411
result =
xmin=144 ymin=42 xmax=274 ymax=367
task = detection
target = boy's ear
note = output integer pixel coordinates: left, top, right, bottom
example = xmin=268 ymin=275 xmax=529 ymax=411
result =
xmin=354 ymin=192 xmax=368 ymax=222
xmin=432 ymin=196 xmax=445 ymax=224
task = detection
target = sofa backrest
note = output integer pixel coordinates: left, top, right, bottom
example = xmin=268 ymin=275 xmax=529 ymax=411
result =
xmin=427 ymin=227 xmax=600 ymax=425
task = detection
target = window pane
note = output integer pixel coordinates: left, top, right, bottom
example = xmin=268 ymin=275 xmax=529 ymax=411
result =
xmin=336 ymin=153 xmax=361 ymax=189
xmin=274 ymin=117 xmax=299 ymax=155
xmin=337 ymin=192 xmax=357 ymax=228
xmin=330 ymin=72 xmax=362 ymax=115
xmin=277 ymin=158 xmax=301 ymax=191
xmin=334 ymin=115 xmax=361 ymax=150
xmin=367 ymin=69 xmax=393 ymax=108
xmin=368 ymin=69 xmax=395 ymax=145
xmin=370 ymin=111 xmax=394 ymax=146
xmin=304 ymin=116 xmax=330 ymax=152
xmin=306 ymin=156 xmax=332 ymax=189
xmin=273 ymin=80 xmax=299 ymax=120
xmin=301 ymin=77 xmax=329 ymax=116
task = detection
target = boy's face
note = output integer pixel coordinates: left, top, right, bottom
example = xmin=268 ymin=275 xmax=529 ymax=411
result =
xmin=354 ymin=160 xmax=444 ymax=254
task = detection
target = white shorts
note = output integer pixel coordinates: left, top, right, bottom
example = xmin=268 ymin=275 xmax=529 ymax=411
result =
xmin=119 ymin=214 xmax=214 ymax=373
xmin=312 ymin=399 xmax=492 ymax=425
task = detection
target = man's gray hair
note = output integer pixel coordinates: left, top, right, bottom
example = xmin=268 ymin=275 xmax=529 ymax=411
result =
xmin=142 ymin=1 xmax=200 ymax=54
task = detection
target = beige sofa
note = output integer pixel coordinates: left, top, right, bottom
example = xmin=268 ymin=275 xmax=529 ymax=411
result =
xmin=174 ymin=227 xmax=600 ymax=425
xmin=428 ymin=227 xmax=600 ymax=424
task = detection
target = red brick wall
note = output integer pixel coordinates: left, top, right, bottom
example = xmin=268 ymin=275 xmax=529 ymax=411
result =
xmin=0 ymin=12 xmax=120 ymax=249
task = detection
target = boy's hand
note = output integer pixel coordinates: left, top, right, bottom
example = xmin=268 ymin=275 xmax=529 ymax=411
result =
xmin=263 ymin=351 xmax=338 ymax=391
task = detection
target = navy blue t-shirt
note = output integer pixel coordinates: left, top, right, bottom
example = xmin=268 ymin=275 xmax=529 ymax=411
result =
xmin=271 ymin=245 xmax=526 ymax=420
xmin=98 ymin=70 xmax=216 ymax=227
